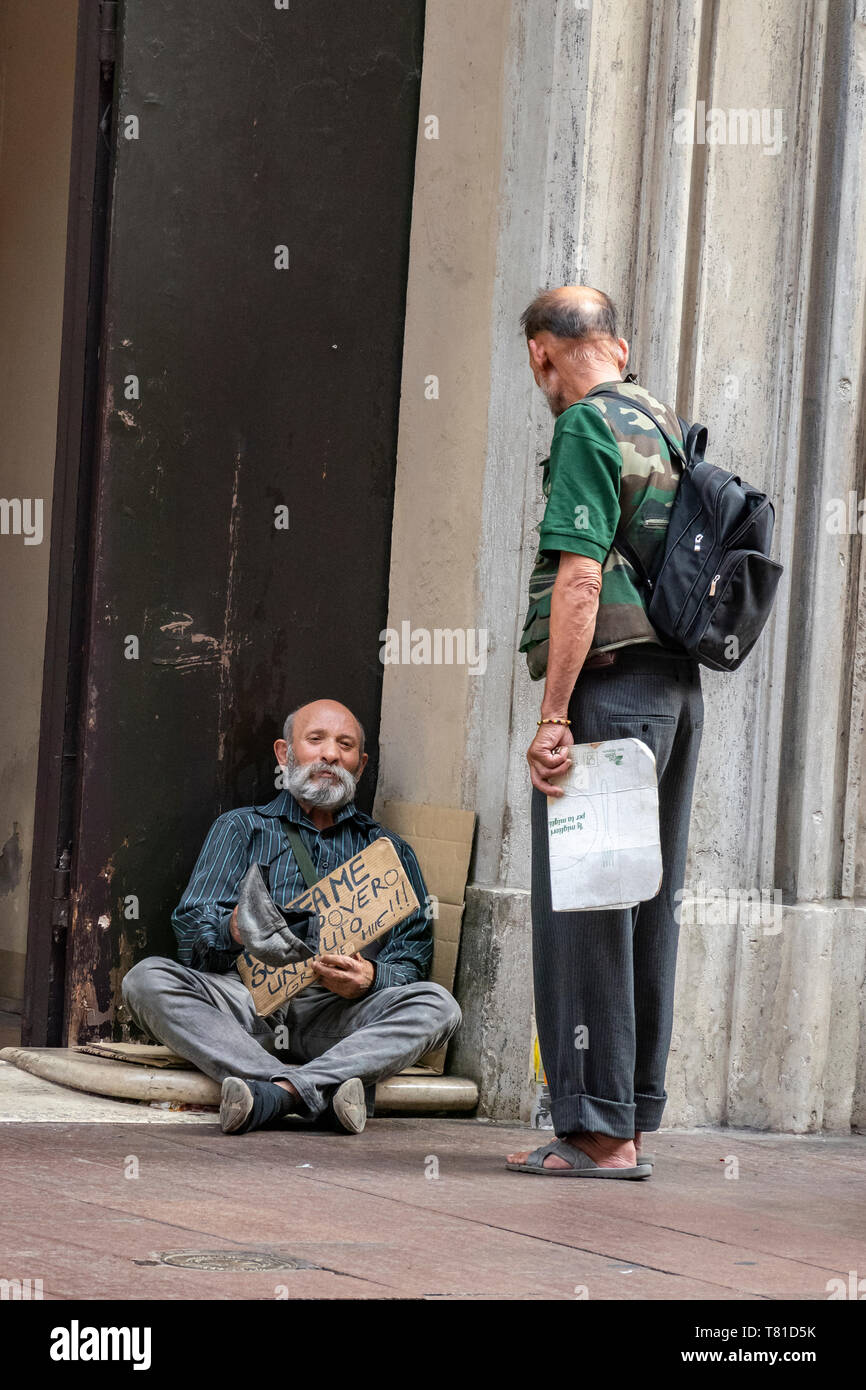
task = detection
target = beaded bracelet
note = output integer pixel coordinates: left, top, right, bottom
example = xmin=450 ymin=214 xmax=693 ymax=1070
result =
xmin=537 ymin=716 xmax=571 ymax=726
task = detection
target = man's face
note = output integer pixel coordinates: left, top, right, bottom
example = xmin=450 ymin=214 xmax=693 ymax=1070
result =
xmin=276 ymin=707 xmax=367 ymax=810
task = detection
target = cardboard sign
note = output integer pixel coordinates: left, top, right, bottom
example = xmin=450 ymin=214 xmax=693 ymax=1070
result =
xmin=237 ymin=836 xmax=419 ymax=1016
xmin=547 ymin=737 xmax=662 ymax=912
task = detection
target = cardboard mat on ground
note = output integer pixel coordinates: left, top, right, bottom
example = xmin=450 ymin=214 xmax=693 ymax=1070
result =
xmin=379 ymin=800 xmax=475 ymax=1072
xmin=237 ymin=836 xmax=418 ymax=1015
xmin=73 ymin=1043 xmax=455 ymax=1083
xmin=78 ymin=1042 xmax=188 ymax=1068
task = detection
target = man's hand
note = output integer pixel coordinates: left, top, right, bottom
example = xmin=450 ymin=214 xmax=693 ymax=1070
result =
xmin=527 ymin=722 xmax=574 ymax=796
xmin=229 ymin=905 xmax=242 ymax=945
xmin=526 ymin=552 xmax=601 ymax=795
xmin=312 ymin=952 xmax=375 ymax=999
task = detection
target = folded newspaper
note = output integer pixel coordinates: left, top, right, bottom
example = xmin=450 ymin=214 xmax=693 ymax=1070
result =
xmin=547 ymin=737 xmax=662 ymax=912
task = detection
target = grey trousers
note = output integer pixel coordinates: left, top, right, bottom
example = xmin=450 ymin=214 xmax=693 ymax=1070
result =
xmin=122 ymin=957 xmax=462 ymax=1117
xmin=531 ymin=645 xmax=704 ymax=1140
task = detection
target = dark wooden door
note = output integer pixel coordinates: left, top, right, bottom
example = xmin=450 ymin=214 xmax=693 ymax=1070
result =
xmin=63 ymin=0 xmax=424 ymax=1041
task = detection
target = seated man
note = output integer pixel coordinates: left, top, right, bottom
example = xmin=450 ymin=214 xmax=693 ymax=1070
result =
xmin=122 ymin=699 xmax=461 ymax=1136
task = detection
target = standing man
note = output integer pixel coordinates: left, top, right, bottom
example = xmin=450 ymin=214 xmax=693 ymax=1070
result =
xmin=505 ymin=287 xmax=704 ymax=1178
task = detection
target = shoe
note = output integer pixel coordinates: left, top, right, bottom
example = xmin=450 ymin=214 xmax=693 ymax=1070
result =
xmin=325 ymin=1077 xmax=367 ymax=1135
xmin=220 ymin=1076 xmax=296 ymax=1135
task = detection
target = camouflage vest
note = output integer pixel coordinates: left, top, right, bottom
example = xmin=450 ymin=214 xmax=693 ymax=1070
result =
xmin=519 ymin=379 xmax=684 ymax=679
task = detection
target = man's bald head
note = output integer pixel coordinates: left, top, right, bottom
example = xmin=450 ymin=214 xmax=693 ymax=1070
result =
xmin=283 ymin=699 xmax=365 ymax=756
xmin=520 ymin=285 xmax=618 ymax=348
xmin=520 ymin=286 xmax=628 ymax=416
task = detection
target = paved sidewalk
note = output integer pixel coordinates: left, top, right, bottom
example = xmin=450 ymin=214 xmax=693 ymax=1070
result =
xmin=0 ymin=1075 xmax=863 ymax=1299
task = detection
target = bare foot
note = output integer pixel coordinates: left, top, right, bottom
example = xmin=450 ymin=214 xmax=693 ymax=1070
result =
xmin=506 ymin=1131 xmax=638 ymax=1169
xmin=572 ymin=1132 xmax=637 ymax=1168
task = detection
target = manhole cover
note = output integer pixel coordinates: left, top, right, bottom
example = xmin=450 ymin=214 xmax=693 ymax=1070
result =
xmin=155 ymin=1250 xmax=321 ymax=1272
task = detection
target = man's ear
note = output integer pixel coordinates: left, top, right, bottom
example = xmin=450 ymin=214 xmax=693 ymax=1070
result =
xmin=274 ymin=738 xmax=289 ymax=766
xmin=617 ymin=337 xmax=630 ymax=371
xmin=527 ymin=337 xmax=547 ymax=372
xmin=356 ymin=751 xmax=369 ymax=778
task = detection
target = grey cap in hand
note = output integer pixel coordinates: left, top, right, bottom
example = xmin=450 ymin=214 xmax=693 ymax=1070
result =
xmin=235 ymin=863 xmax=318 ymax=967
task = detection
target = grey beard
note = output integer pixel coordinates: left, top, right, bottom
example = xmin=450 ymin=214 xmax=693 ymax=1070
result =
xmin=546 ymin=385 xmax=567 ymax=417
xmin=282 ymin=751 xmax=358 ymax=810
xmin=538 ymin=379 xmax=565 ymax=417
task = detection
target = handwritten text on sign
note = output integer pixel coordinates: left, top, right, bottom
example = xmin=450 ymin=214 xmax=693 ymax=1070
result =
xmin=237 ymin=836 xmax=419 ymax=1015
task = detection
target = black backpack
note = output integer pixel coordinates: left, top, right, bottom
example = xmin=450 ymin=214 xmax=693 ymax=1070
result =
xmin=591 ymin=391 xmax=784 ymax=672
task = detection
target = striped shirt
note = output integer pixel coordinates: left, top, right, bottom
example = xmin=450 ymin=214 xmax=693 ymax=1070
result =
xmin=171 ymin=788 xmax=433 ymax=993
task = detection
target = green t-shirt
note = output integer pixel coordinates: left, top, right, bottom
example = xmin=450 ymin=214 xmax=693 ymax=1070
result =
xmin=537 ymin=405 xmax=622 ymax=564
xmin=519 ymin=379 xmax=685 ymax=677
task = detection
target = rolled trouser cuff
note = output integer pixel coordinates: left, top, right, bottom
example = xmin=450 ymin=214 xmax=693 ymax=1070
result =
xmin=633 ymin=1090 xmax=667 ymax=1132
xmin=551 ymin=1090 xmax=636 ymax=1140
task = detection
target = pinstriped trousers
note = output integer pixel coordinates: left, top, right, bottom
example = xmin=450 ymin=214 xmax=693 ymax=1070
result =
xmin=531 ymin=644 xmax=704 ymax=1139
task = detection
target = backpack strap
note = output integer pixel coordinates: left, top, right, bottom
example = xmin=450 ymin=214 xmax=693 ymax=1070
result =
xmin=584 ymin=388 xmax=687 ymax=466
xmin=280 ymin=817 xmax=319 ymax=889
xmin=582 ymin=388 xmax=685 ymax=594
xmin=685 ymin=422 xmax=708 ymax=465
